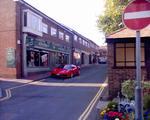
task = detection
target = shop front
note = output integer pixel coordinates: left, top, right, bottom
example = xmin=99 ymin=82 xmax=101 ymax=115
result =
xmin=82 ymin=51 xmax=90 ymax=65
xmin=73 ymin=49 xmax=81 ymax=65
xmin=24 ymin=35 xmax=71 ymax=76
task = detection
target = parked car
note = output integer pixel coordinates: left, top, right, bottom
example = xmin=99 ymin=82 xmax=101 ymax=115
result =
xmin=51 ymin=64 xmax=80 ymax=78
xmin=98 ymin=57 xmax=107 ymax=64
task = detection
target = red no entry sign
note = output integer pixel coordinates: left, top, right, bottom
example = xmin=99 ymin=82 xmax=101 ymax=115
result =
xmin=123 ymin=0 xmax=150 ymax=31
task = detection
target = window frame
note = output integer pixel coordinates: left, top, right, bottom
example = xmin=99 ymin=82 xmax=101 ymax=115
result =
xmin=50 ymin=27 xmax=57 ymax=37
xmin=114 ymin=43 xmax=145 ymax=68
xmin=65 ymin=34 xmax=70 ymax=42
xmin=42 ymin=23 xmax=48 ymax=34
xmin=58 ymin=31 xmax=64 ymax=40
xmin=74 ymin=35 xmax=78 ymax=42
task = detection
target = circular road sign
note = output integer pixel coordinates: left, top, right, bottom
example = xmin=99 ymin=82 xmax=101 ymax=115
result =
xmin=123 ymin=0 xmax=150 ymax=31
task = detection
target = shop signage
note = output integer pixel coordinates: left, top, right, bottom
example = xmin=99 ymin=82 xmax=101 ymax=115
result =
xmin=26 ymin=36 xmax=70 ymax=53
xmin=6 ymin=48 xmax=16 ymax=68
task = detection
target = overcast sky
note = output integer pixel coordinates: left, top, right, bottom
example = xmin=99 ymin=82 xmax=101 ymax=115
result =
xmin=24 ymin=0 xmax=106 ymax=46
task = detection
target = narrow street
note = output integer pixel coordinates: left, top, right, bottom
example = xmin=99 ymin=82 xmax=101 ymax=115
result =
xmin=0 ymin=64 xmax=107 ymax=120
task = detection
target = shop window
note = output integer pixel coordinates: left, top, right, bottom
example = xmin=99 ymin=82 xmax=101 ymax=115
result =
xmin=50 ymin=52 xmax=57 ymax=66
xmin=40 ymin=52 xmax=48 ymax=67
xmin=27 ymin=49 xmax=49 ymax=67
xmin=63 ymin=54 xmax=69 ymax=64
xmin=115 ymin=43 xmax=145 ymax=67
xmin=27 ymin=50 xmax=40 ymax=67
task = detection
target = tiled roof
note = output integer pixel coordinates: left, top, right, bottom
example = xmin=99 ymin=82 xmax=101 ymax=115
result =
xmin=106 ymin=25 xmax=150 ymax=38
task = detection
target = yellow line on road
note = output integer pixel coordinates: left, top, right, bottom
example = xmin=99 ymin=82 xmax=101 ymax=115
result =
xmin=82 ymin=87 xmax=105 ymax=120
xmin=0 ymin=89 xmax=11 ymax=102
xmin=78 ymin=78 xmax=108 ymax=120
xmin=0 ymin=78 xmax=107 ymax=104
xmin=0 ymin=79 xmax=45 ymax=102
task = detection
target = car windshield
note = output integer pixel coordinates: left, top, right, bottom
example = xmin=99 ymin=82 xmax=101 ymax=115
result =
xmin=57 ymin=65 xmax=72 ymax=69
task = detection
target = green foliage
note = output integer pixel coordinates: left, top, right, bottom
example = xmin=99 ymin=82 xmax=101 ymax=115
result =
xmin=107 ymin=102 xmax=118 ymax=111
xmin=121 ymin=80 xmax=136 ymax=100
xmin=121 ymin=80 xmax=150 ymax=100
xmin=97 ymin=0 xmax=132 ymax=34
xmin=143 ymin=95 xmax=150 ymax=112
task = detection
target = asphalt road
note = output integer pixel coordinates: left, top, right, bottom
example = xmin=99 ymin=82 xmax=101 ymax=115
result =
xmin=0 ymin=64 xmax=107 ymax=120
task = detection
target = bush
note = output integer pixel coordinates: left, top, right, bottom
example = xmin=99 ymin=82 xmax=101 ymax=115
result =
xmin=121 ymin=80 xmax=150 ymax=100
xmin=121 ymin=80 xmax=135 ymax=100
xmin=143 ymin=95 xmax=150 ymax=111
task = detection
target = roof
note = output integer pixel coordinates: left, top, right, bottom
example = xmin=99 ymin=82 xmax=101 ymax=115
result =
xmin=106 ymin=25 xmax=150 ymax=39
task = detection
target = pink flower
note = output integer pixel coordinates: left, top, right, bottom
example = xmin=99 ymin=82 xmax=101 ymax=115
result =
xmin=118 ymin=113 xmax=123 ymax=116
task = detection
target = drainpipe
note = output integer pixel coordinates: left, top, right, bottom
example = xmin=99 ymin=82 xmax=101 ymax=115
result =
xmin=71 ymin=32 xmax=74 ymax=64
xmin=22 ymin=33 xmax=28 ymax=77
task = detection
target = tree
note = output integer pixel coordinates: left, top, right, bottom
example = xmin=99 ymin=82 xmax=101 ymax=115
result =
xmin=97 ymin=0 xmax=132 ymax=34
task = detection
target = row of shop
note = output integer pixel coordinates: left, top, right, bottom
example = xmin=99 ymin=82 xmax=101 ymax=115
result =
xmin=0 ymin=0 xmax=99 ymax=78
xmin=23 ymin=35 xmax=98 ymax=76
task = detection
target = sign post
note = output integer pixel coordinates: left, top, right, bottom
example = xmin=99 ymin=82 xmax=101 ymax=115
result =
xmin=135 ymin=30 xmax=143 ymax=120
xmin=123 ymin=0 xmax=150 ymax=119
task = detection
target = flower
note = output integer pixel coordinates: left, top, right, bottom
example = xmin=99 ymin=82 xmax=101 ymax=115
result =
xmin=100 ymin=110 xmax=106 ymax=115
xmin=126 ymin=115 xmax=129 ymax=118
xmin=118 ymin=113 xmax=123 ymax=117
xmin=99 ymin=101 xmax=134 ymax=120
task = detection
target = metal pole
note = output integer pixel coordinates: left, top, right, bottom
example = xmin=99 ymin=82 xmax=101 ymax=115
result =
xmin=135 ymin=31 xmax=143 ymax=120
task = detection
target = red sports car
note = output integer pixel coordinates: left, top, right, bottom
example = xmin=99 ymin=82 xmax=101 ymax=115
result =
xmin=51 ymin=64 xmax=80 ymax=78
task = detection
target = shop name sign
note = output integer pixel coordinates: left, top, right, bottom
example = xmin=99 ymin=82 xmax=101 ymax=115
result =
xmin=26 ymin=36 xmax=70 ymax=53
xmin=38 ymin=41 xmax=50 ymax=48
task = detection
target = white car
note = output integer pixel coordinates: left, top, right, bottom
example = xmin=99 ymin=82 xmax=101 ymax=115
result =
xmin=99 ymin=58 xmax=106 ymax=64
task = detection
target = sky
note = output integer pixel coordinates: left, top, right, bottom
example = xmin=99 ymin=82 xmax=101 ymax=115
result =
xmin=24 ymin=0 xmax=106 ymax=46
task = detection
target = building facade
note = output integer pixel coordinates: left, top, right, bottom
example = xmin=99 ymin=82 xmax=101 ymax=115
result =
xmin=106 ymin=27 xmax=150 ymax=99
xmin=0 ymin=0 xmax=99 ymax=78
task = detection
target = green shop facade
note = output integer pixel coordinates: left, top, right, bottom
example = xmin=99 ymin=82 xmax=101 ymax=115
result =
xmin=22 ymin=34 xmax=71 ymax=76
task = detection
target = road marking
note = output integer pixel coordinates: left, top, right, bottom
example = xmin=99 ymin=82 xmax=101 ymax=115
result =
xmin=0 ymin=89 xmax=11 ymax=102
xmin=78 ymin=78 xmax=108 ymax=120
xmin=0 ymin=79 xmax=45 ymax=102
xmin=29 ymin=82 xmax=106 ymax=87
xmin=0 ymin=78 xmax=107 ymax=104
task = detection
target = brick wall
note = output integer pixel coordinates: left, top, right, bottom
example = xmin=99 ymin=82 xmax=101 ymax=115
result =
xmin=107 ymin=43 xmax=147 ymax=99
xmin=0 ymin=0 xmax=17 ymax=78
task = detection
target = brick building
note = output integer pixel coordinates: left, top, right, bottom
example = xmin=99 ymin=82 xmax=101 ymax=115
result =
xmin=0 ymin=0 xmax=99 ymax=78
xmin=106 ymin=26 xmax=150 ymax=99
